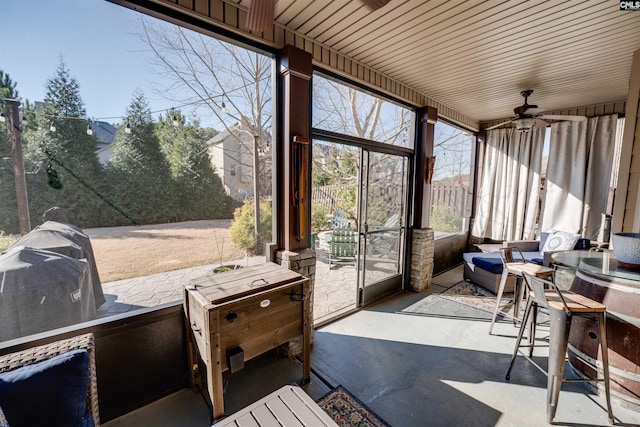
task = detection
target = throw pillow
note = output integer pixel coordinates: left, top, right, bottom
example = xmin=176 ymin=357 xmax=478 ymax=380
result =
xmin=0 ymin=349 xmax=90 ymax=427
xmin=541 ymin=231 xmax=580 ymax=253
xmin=538 ymin=232 xmax=550 ymax=254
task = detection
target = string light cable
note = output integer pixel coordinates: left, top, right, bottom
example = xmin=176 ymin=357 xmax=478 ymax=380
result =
xmin=2 ymin=96 xmax=218 ymax=131
xmin=0 ymin=77 xmax=268 ymax=135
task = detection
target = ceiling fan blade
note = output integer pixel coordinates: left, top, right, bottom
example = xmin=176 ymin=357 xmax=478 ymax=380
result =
xmin=486 ymin=120 xmax=512 ymax=131
xmin=246 ymin=0 xmax=276 ymax=32
xmin=538 ymin=114 xmax=586 ymax=122
xmin=361 ymin=0 xmax=390 ymax=11
xmin=534 ymin=119 xmax=549 ymax=128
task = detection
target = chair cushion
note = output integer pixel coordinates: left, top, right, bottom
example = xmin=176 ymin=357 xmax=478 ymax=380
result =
xmin=541 ymin=231 xmax=580 ymax=253
xmin=0 ymin=349 xmax=91 ymax=427
xmin=471 ymin=257 xmax=505 ymax=274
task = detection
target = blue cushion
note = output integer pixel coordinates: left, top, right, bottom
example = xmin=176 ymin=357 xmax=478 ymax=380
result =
xmin=471 ymin=257 xmax=505 ymax=274
xmin=0 ymin=349 xmax=90 ymax=427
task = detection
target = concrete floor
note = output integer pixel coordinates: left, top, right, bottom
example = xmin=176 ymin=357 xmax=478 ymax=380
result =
xmin=105 ymin=266 xmax=640 ymax=426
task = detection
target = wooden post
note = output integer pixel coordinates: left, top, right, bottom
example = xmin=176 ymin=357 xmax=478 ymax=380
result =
xmin=278 ymin=45 xmax=312 ymax=251
xmin=5 ymin=99 xmax=31 ymax=235
xmin=413 ymin=106 xmax=437 ymax=229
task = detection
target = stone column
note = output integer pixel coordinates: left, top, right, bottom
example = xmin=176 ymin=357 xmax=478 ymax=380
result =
xmin=274 ymin=249 xmax=316 ymax=354
xmin=410 ymin=228 xmax=434 ymax=292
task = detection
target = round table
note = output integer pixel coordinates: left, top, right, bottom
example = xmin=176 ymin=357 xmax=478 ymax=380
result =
xmin=552 ymin=251 xmax=640 ymax=408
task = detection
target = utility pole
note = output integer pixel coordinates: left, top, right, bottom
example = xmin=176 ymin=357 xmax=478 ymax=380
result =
xmin=5 ymin=99 xmax=31 ymax=234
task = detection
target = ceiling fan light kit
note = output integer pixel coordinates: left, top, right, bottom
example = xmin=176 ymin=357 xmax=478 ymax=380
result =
xmin=514 ymin=118 xmax=536 ymax=132
xmin=486 ymin=89 xmax=586 ymax=131
xmin=246 ymin=0 xmax=276 ymax=32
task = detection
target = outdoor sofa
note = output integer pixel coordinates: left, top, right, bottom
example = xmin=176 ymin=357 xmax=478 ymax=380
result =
xmin=463 ymin=231 xmax=590 ymax=294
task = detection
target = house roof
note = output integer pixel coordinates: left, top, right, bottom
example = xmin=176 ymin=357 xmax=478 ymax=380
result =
xmin=92 ymin=121 xmax=116 ymax=147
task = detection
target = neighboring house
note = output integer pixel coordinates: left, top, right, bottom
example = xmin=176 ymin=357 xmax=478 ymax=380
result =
xmin=34 ymin=102 xmax=116 ymax=165
xmin=92 ymin=121 xmax=117 ymax=165
xmin=206 ymin=119 xmax=270 ymax=201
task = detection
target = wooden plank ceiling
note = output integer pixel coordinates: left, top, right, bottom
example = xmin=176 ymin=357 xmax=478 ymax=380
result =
xmin=239 ymin=0 xmax=640 ymax=123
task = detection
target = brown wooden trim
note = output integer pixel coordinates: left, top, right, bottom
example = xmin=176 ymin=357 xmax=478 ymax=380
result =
xmin=278 ymin=45 xmax=313 ymax=251
xmin=413 ymin=106 xmax=437 ymax=229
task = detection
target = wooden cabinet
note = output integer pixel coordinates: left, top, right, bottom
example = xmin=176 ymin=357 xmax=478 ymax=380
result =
xmin=183 ymin=262 xmax=311 ymax=419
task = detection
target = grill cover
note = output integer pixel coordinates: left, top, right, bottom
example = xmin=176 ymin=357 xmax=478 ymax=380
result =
xmin=0 ymin=246 xmax=96 ymax=342
xmin=11 ymin=221 xmax=105 ymax=309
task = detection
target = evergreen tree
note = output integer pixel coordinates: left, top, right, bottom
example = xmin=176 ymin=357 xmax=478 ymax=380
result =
xmin=155 ymin=111 xmax=232 ymax=220
xmin=22 ymin=60 xmax=103 ymax=227
xmin=107 ymin=92 xmax=175 ymax=224
xmin=0 ymin=70 xmax=20 ymax=233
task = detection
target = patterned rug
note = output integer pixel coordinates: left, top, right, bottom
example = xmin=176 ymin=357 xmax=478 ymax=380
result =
xmin=317 ymin=386 xmax=390 ymax=427
xmin=440 ymin=280 xmax=514 ymax=317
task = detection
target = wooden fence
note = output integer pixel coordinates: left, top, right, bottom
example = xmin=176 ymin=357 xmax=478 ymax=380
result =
xmin=430 ymin=183 xmax=468 ymax=217
xmin=312 ymin=185 xmax=340 ymax=213
xmin=313 ymin=183 xmax=469 ymax=218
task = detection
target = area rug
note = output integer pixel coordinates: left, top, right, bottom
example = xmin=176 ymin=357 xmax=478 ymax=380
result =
xmin=317 ymin=386 xmax=391 ymax=427
xmin=440 ymin=280 xmax=514 ymax=317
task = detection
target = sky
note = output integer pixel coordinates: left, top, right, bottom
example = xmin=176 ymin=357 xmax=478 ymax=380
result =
xmin=1 ymin=0 xmax=194 ymax=124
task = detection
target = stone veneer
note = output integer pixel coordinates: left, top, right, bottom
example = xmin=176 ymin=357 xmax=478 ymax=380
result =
xmin=268 ymin=246 xmax=316 ymax=355
xmin=410 ymin=228 xmax=435 ymax=292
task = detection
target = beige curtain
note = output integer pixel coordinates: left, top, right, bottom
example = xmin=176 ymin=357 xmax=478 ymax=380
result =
xmin=472 ymin=128 xmax=544 ymax=241
xmin=540 ymin=114 xmax=617 ymax=240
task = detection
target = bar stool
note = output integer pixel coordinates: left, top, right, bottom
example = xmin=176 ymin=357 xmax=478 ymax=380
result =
xmin=505 ymin=272 xmax=614 ymax=425
xmin=488 ymin=247 xmax=554 ymax=335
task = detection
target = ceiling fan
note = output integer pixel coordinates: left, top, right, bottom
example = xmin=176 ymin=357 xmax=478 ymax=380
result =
xmin=246 ymin=0 xmax=390 ymax=32
xmin=486 ymin=90 xmax=586 ymax=132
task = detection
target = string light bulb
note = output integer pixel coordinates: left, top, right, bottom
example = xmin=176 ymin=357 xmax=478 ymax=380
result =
xmin=21 ymin=116 xmax=27 ymax=127
xmin=221 ymin=94 xmax=227 ymax=114
xmin=172 ymin=113 xmax=179 ymax=127
xmin=0 ymin=112 xmax=5 ymax=123
xmin=86 ymin=121 xmax=93 ymax=136
xmin=125 ymin=122 xmax=132 ymax=134
xmin=49 ymin=120 xmax=57 ymax=132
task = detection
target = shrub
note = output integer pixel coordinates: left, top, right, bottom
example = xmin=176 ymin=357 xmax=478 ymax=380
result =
xmin=430 ymin=205 xmax=463 ymax=233
xmin=229 ymin=197 xmax=272 ymax=255
xmin=0 ymin=230 xmax=16 ymax=252
xmin=311 ymin=202 xmax=330 ymax=230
